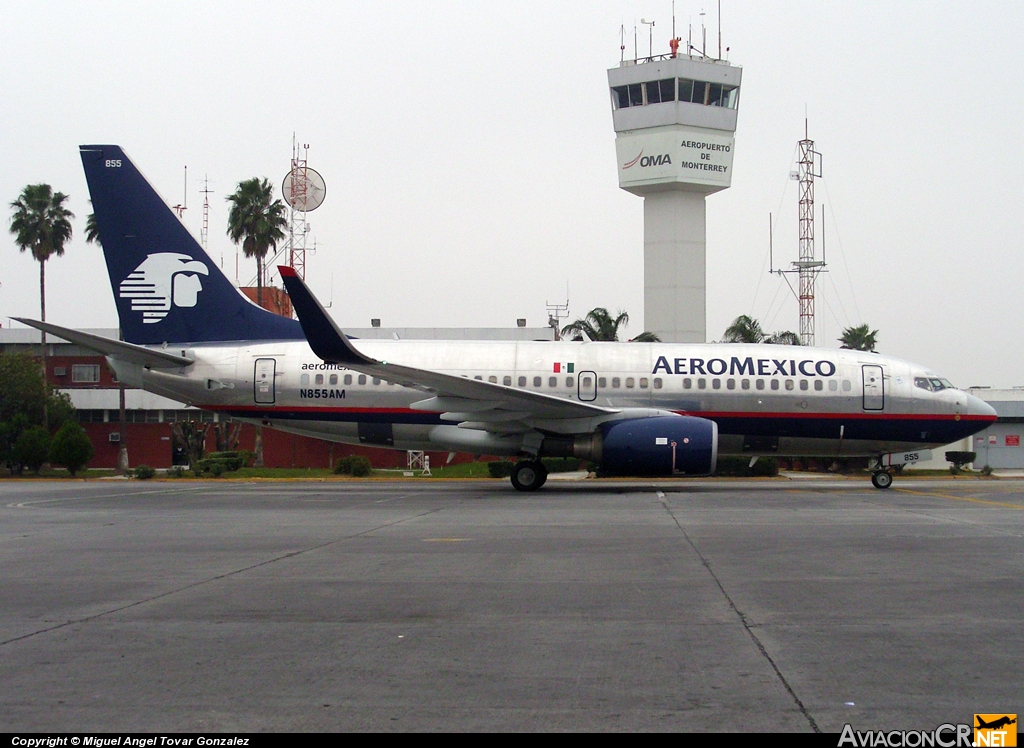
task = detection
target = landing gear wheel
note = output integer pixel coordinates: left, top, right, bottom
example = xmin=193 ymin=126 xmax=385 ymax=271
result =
xmin=871 ymin=471 xmax=893 ymax=490
xmin=511 ymin=460 xmax=548 ymax=492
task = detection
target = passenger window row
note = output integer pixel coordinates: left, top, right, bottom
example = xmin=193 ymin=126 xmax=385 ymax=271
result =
xmin=301 ymin=372 xmax=369 ymax=386
xmin=299 ymin=372 xmax=857 ymax=395
xmin=300 ymin=372 xmax=672 ymax=392
xmin=680 ymin=378 xmax=850 ymax=392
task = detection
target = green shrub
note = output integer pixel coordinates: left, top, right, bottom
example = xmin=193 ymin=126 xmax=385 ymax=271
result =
xmin=487 ymin=461 xmax=515 ymax=478
xmin=0 ymin=414 xmax=30 ymax=474
xmin=168 ymin=466 xmax=185 ymax=478
xmin=349 ymin=456 xmax=372 ymax=477
xmin=134 ymin=465 xmax=156 ymax=480
xmin=14 ymin=426 xmax=51 ymax=474
xmin=205 ymin=451 xmax=244 ymax=471
xmin=540 ymin=457 xmax=582 ymax=473
xmin=333 ymin=455 xmax=354 ymax=475
xmin=981 ymin=464 xmax=994 ymax=476
xmin=48 ymin=421 xmax=95 ymax=476
xmin=333 ymin=454 xmax=372 ymax=476
xmin=713 ymin=456 xmax=780 ymax=477
xmin=194 ymin=454 xmax=242 ymax=475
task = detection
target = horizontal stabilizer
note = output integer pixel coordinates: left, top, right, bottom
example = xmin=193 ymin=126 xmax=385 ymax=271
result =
xmin=13 ymin=318 xmax=194 ymax=368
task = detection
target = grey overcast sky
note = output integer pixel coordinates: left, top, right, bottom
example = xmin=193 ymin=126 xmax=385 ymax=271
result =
xmin=2 ymin=1 xmax=1022 ymax=387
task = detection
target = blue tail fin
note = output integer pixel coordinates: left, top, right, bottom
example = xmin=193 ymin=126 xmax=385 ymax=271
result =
xmin=80 ymin=145 xmax=304 ymax=345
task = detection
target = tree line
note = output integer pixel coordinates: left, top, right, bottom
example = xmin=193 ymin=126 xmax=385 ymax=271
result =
xmin=559 ymin=309 xmax=878 ymax=351
xmin=721 ymin=315 xmax=878 ymax=350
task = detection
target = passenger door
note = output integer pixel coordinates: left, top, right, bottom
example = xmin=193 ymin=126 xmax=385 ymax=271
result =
xmin=254 ymin=358 xmax=277 ymax=404
xmin=862 ymin=365 xmax=884 ymax=411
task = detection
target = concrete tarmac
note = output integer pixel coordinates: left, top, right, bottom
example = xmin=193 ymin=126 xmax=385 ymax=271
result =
xmin=1 ymin=478 xmax=1021 ymax=732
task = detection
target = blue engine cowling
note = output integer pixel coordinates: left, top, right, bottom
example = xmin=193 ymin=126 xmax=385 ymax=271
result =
xmin=598 ymin=416 xmax=718 ymax=476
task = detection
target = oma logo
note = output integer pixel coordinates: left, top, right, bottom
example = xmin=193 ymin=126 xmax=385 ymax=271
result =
xmin=119 ymin=253 xmax=209 ymax=323
xmin=623 ymin=150 xmax=673 ymax=169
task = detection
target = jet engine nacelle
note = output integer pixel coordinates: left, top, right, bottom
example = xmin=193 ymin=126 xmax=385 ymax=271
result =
xmin=598 ymin=416 xmax=718 ymax=476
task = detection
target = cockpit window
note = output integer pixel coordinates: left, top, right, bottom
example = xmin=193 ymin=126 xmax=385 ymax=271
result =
xmin=915 ymin=377 xmax=956 ymax=392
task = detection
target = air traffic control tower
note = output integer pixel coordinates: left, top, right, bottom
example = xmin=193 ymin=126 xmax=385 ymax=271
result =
xmin=608 ymin=53 xmax=741 ymax=343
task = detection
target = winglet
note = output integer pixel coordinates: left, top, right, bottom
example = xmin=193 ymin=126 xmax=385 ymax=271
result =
xmin=278 ymin=266 xmax=377 ymax=366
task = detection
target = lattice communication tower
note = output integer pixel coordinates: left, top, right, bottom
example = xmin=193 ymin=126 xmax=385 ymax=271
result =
xmin=770 ymin=121 xmax=825 ymax=346
xmin=281 ymin=136 xmax=326 ymax=281
xmin=796 ymin=124 xmax=824 ymax=346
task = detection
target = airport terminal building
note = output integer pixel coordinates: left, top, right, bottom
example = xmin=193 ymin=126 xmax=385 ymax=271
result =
xmin=964 ymin=388 xmax=1024 ymax=468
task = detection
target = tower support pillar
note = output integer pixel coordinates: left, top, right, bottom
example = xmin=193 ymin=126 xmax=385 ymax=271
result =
xmin=643 ymin=191 xmax=706 ymax=343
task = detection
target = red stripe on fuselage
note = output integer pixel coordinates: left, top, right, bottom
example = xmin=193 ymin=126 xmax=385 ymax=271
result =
xmin=684 ymin=411 xmax=996 ymax=422
xmin=206 ymin=405 xmax=425 ymax=415
xmin=204 ymin=404 xmax=995 ymax=424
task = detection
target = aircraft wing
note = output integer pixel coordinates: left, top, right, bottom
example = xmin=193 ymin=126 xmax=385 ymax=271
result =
xmin=277 ymin=266 xmax=619 ymax=427
xmin=12 ymin=318 xmax=194 ymax=368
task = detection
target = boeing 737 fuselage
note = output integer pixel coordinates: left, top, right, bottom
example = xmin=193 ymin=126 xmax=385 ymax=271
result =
xmin=15 ymin=146 xmax=997 ymax=491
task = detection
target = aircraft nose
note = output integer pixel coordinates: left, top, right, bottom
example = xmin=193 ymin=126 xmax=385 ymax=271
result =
xmin=966 ymin=394 xmax=997 ymax=419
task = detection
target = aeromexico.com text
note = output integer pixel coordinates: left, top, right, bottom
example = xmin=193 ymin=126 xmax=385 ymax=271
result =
xmin=653 ymin=356 xmax=837 ymax=378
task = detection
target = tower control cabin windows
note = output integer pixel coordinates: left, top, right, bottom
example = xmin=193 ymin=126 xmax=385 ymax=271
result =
xmin=612 ymin=78 xmax=738 ymax=110
xmin=678 ymin=79 xmax=738 ymax=108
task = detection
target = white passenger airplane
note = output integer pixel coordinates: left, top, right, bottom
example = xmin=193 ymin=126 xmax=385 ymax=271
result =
xmin=16 ymin=145 xmax=997 ymax=490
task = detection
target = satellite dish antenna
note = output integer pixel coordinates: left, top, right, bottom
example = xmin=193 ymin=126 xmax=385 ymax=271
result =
xmin=282 ymin=167 xmax=326 ymax=211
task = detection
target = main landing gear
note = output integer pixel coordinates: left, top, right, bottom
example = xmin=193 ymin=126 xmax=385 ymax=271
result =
xmin=511 ymin=460 xmax=548 ymax=492
xmin=871 ymin=470 xmax=893 ymax=490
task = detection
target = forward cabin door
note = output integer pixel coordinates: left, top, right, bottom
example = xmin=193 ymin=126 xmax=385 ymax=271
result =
xmin=862 ymin=365 xmax=884 ymax=411
xmin=254 ymin=358 xmax=277 ymax=404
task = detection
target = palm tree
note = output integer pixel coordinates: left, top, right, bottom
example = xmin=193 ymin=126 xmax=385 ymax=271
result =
xmin=629 ymin=331 xmax=662 ymax=342
xmin=722 ymin=315 xmax=800 ymax=345
xmin=765 ymin=330 xmax=801 ymax=345
xmin=9 ymin=184 xmax=75 ymax=327
xmin=562 ymin=308 xmax=629 ymax=341
xmin=225 ymin=178 xmax=285 ymax=469
xmin=562 ymin=307 xmax=661 ymax=342
xmin=723 ymin=315 xmax=765 ymax=343
xmin=9 ymin=184 xmax=75 ymax=428
xmin=839 ymin=324 xmax=879 ymax=351
xmin=85 ymin=211 xmax=100 ymax=246
xmin=225 ymin=178 xmax=287 ymax=306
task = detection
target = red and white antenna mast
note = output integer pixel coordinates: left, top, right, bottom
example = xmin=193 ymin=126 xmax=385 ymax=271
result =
xmin=281 ymin=134 xmax=326 ymax=282
xmin=768 ymin=119 xmax=826 ymax=344
xmin=796 ymin=119 xmax=823 ymax=346
xmin=288 ymin=138 xmax=309 ymax=279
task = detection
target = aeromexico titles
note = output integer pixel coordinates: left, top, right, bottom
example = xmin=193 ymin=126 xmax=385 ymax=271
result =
xmin=15 ymin=145 xmax=996 ymax=491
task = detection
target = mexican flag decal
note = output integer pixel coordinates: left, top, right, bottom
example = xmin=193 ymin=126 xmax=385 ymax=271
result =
xmin=553 ymin=362 xmax=574 ymax=373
